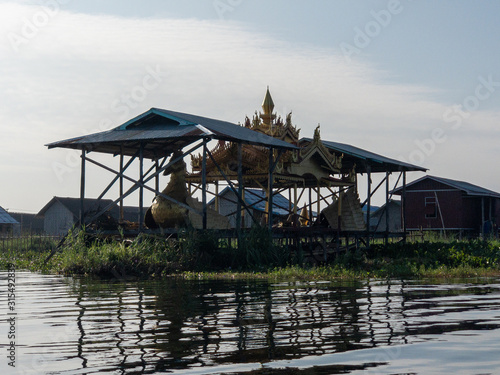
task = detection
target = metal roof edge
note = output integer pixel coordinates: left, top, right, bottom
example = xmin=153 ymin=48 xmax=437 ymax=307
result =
xmin=116 ymin=108 xmax=157 ymax=130
xmin=117 ymin=108 xmax=197 ymax=130
xmin=47 ymin=108 xmax=299 ymax=152
xmin=392 ymin=175 xmax=500 ymax=198
xmin=300 ymin=137 xmax=427 ymax=171
xmin=0 ymin=206 xmax=19 ymax=224
xmin=156 ymin=108 xmax=298 ymax=150
xmin=149 ymin=108 xmax=198 ymax=126
xmin=116 ymin=107 xmax=198 ymax=130
xmin=300 ymin=138 xmax=369 ymax=161
xmin=36 ymin=196 xmax=59 ymax=217
xmin=428 ymin=175 xmax=500 ymax=198
xmin=209 ymin=187 xmax=292 ymax=212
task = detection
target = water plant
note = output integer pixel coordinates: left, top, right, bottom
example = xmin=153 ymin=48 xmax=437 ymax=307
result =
xmin=1 ymin=230 xmax=499 ymax=280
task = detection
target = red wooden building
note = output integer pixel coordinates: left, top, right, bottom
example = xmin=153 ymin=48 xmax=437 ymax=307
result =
xmin=393 ymin=175 xmax=500 ymax=236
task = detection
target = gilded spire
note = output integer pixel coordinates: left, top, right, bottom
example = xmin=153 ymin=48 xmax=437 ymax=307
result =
xmin=260 ymin=86 xmax=276 ymax=129
xmin=262 ymin=86 xmax=274 ymax=115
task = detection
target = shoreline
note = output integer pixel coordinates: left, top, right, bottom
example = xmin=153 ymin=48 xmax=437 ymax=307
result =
xmin=0 ymin=231 xmax=500 ymax=281
xmin=1 ymin=237 xmax=499 ymax=282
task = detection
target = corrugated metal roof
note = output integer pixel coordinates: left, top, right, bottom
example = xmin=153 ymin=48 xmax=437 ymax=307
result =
xmin=0 ymin=206 xmax=19 ymax=224
xmin=47 ymin=108 xmax=297 ymax=159
xmin=393 ymin=175 xmax=500 ymax=199
xmin=37 ymin=197 xmax=140 ymax=221
xmin=300 ymin=138 xmax=426 ymax=173
xmin=244 ymin=188 xmax=291 ymax=216
xmin=211 ymin=187 xmax=292 ymax=216
xmin=37 ymin=197 xmax=115 ymax=218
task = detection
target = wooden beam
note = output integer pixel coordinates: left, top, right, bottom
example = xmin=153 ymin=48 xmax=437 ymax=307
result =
xmin=139 ymin=143 xmax=144 ymax=231
xmin=236 ymin=142 xmax=242 ymax=231
xmin=481 ymin=197 xmax=485 ymax=236
xmin=206 ymin=147 xmax=258 ymax=225
xmin=83 ymin=149 xmax=204 ymax=226
xmin=119 ymin=150 xmax=124 ymax=221
xmin=268 ymin=147 xmax=274 ymax=230
xmin=361 ymin=174 xmax=387 ymax=208
xmin=80 ymin=149 xmax=86 ymax=226
xmin=385 ymin=171 xmax=389 ymax=245
xmin=366 ymin=166 xmax=371 ymax=248
xmin=402 ymin=171 xmax=407 ymax=243
xmin=202 ymin=139 xmax=207 ymax=230
xmin=97 ymin=151 xmax=138 ymax=202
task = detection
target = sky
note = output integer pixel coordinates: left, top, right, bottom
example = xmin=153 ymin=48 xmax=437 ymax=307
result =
xmin=0 ymin=0 xmax=499 ymax=213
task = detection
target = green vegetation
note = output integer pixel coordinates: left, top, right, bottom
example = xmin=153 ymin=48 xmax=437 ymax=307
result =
xmin=1 ymin=229 xmax=499 ymax=281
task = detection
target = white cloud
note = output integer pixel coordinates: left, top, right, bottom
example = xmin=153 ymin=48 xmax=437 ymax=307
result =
xmin=0 ymin=2 xmax=499 ymax=210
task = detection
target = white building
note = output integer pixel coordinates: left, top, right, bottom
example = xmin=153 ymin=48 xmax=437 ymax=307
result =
xmin=37 ymin=197 xmax=139 ymax=236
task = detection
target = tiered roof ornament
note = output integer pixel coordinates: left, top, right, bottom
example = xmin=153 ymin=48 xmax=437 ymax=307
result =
xmin=245 ymin=88 xmax=300 ymax=145
xmin=190 ymin=88 xmax=346 ymax=188
xmin=260 ymin=87 xmax=276 ymax=127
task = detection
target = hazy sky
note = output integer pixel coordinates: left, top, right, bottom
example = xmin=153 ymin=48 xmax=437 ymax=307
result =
xmin=1 ymin=0 xmax=499 ymax=212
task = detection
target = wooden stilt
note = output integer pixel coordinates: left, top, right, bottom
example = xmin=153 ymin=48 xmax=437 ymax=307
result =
xmin=202 ymin=139 xmax=208 ymax=230
xmin=80 ymin=149 xmax=86 ymax=226
xmin=366 ymin=166 xmax=371 ymax=248
xmin=139 ymin=143 xmax=144 ymax=231
xmin=119 ymin=150 xmax=124 ymax=221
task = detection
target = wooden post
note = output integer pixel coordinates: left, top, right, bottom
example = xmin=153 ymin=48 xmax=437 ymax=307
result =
xmin=268 ymin=147 xmax=274 ymax=231
xmin=236 ymin=142 xmax=242 ymax=231
xmin=215 ymin=181 xmax=219 ymax=212
xmin=241 ymin=189 xmax=246 ymax=228
xmin=155 ymin=159 xmax=160 ymax=194
xmin=481 ymin=197 xmax=485 ymax=237
xmin=366 ymin=166 xmax=371 ymax=248
xmin=337 ymin=188 xmax=343 ymax=254
xmin=402 ymin=171 xmax=407 ymax=244
xmin=308 ymin=187 xmax=312 ymax=227
xmin=385 ymin=171 xmax=390 ymax=245
xmin=202 ymin=139 xmax=208 ymax=230
xmin=489 ymin=197 xmax=493 ymax=221
xmin=293 ymin=184 xmax=298 ymax=215
xmin=139 ymin=143 xmax=144 ymax=231
xmin=80 ymin=149 xmax=86 ymax=226
xmin=316 ymin=183 xmax=321 ymax=223
xmin=119 ymin=151 xmax=124 ymax=222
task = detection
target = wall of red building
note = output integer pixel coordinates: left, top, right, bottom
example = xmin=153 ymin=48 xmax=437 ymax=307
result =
xmin=404 ymin=190 xmax=464 ymax=230
xmin=400 ymin=178 xmax=500 ymax=234
xmin=495 ymin=199 xmax=500 ymax=233
xmin=461 ymin=197 xmax=483 ymax=231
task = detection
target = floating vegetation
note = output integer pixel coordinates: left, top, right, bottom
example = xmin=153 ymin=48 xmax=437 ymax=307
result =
xmin=1 ymin=230 xmax=499 ymax=281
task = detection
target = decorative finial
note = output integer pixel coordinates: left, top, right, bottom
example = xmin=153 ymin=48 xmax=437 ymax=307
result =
xmin=314 ymin=124 xmax=321 ymax=142
xmin=262 ymin=86 xmax=274 ymax=115
xmin=260 ymin=87 xmax=276 ymax=129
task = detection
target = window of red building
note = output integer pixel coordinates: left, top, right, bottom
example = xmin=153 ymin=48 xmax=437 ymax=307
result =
xmin=425 ymin=196 xmax=437 ymax=219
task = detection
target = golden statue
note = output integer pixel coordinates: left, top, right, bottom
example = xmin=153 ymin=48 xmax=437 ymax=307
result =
xmin=146 ymin=151 xmax=189 ymax=228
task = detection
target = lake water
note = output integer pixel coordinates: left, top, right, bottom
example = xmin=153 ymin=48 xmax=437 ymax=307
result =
xmin=1 ymin=271 xmax=500 ymax=374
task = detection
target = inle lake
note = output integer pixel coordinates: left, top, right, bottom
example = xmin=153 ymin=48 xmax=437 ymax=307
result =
xmin=1 ymin=271 xmax=500 ymax=374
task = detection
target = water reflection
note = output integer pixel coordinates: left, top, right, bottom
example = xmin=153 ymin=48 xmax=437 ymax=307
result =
xmin=1 ymin=273 xmax=500 ymax=374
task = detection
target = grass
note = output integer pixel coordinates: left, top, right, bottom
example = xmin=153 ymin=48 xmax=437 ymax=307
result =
xmin=1 ymin=230 xmax=499 ymax=281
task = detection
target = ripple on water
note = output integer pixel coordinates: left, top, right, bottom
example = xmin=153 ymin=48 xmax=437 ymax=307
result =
xmin=1 ymin=273 xmax=499 ymax=374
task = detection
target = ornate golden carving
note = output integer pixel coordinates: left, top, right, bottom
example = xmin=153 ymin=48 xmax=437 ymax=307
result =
xmin=189 ymin=88 xmax=346 ymax=184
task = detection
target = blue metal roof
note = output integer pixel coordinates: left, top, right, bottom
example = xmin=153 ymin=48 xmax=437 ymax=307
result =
xmin=244 ymin=188 xmax=291 ymax=216
xmin=211 ymin=187 xmax=292 ymax=216
xmin=393 ymin=175 xmax=500 ymax=199
xmin=47 ymin=108 xmax=297 ymax=159
xmin=300 ymin=138 xmax=426 ymax=173
xmin=0 ymin=206 xmax=18 ymax=225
